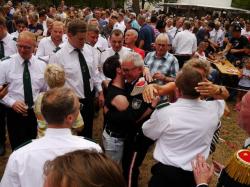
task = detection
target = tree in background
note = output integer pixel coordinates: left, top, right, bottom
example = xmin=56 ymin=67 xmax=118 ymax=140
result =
xmin=232 ymin=0 xmax=250 ymax=10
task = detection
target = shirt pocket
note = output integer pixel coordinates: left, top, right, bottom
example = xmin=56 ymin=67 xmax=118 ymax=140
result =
xmin=32 ymin=74 xmax=45 ymax=91
xmin=8 ymin=74 xmax=23 ymax=91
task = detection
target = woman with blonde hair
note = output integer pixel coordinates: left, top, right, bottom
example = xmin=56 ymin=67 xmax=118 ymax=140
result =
xmin=34 ymin=64 xmax=83 ymax=138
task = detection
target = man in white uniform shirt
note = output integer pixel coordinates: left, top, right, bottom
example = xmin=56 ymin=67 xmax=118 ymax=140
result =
xmin=101 ymin=29 xmax=131 ymax=80
xmin=0 ymin=16 xmax=18 ymax=155
xmin=0 ymin=31 xmax=46 ymax=150
xmin=209 ymin=21 xmax=225 ymax=50
xmin=172 ymin=21 xmax=197 ymax=68
xmin=49 ymin=19 xmax=102 ymax=139
xmin=142 ymin=62 xmax=225 ymax=187
xmin=36 ymin=21 xmax=65 ymax=63
xmin=0 ymin=87 xmax=101 ymax=187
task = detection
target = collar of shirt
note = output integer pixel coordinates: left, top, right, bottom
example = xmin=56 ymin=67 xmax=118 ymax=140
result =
xmin=2 ymin=33 xmax=12 ymax=44
xmin=18 ymin=53 xmax=34 ymax=65
xmin=153 ymin=51 xmax=169 ymax=60
xmin=45 ymin=128 xmax=72 ymax=137
xmin=66 ymin=41 xmax=81 ymax=54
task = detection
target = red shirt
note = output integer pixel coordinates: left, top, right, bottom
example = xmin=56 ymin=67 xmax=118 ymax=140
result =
xmin=133 ymin=47 xmax=145 ymax=59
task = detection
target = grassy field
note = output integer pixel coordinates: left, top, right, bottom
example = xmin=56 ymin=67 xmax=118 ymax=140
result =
xmin=0 ymin=101 xmax=247 ymax=187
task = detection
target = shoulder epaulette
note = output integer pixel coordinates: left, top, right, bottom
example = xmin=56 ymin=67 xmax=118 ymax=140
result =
xmin=14 ymin=139 xmax=33 ymax=151
xmin=81 ymin=136 xmax=97 ymax=143
xmin=13 ymin=37 xmax=17 ymax=42
xmin=156 ymin=102 xmax=170 ymax=110
xmin=38 ymin=57 xmax=47 ymax=63
xmin=1 ymin=56 xmax=11 ymax=61
xmin=53 ymin=46 xmax=61 ymax=53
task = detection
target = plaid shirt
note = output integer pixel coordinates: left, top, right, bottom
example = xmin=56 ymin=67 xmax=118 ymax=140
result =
xmin=144 ymin=51 xmax=179 ymax=78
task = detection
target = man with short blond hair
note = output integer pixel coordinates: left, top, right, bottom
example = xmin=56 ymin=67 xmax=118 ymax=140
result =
xmin=36 ymin=21 xmax=65 ymax=63
xmin=0 ymin=31 xmax=47 ymax=150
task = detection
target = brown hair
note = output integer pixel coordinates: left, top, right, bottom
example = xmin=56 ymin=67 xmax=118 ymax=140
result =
xmin=183 ymin=58 xmax=210 ymax=78
xmin=67 ymin=19 xmax=87 ymax=36
xmin=175 ymin=66 xmax=203 ymax=98
xmin=110 ymin=29 xmax=123 ymax=38
xmin=43 ymin=150 xmax=126 ymax=187
xmin=41 ymin=87 xmax=77 ymax=124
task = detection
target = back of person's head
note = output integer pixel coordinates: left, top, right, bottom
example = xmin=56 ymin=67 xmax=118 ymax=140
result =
xmin=183 ymin=58 xmax=210 ymax=79
xmin=150 ymin=15 xmax=158 ymax=24
xmin=103 ymin=55 xmax=121 ymax=79
xmin=44 ymin=64 xmax=65 ymax=89
xmin=183 ymin=20 xmax=191 ymax=30
xmin=41 ymin=87 xmax=77 ymax=125
xmin=67 ymin=19 xmax=86 ymax=36
xmin=43 ymin=150 xmax=126 ymax=187
xmin=175 ymin=66 xmax=203 ymax=99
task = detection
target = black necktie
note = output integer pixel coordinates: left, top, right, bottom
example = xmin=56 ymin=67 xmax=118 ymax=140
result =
xmin=114 ymin=52 xmax=119 ymax=57
xmin=174 ymin=28 xmax=179 ymax=38
xmin=23 ymin=60 xmax=34 ymax=109
xmin=75 ymin=48 xmax=91 ymax=98
xmin=0 ymin=41 xmax=5 ymax=59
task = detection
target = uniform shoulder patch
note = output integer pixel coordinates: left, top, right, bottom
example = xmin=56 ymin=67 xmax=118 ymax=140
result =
xmin=156 ymin=102 xmax=170 ymax=110
xmin=80 ymin=136 xmax=97 ymax=143
xmin=14 ymin=140 xmax=33 ymax=151
xmin=53 ymin=46 xmax=61 ymax=53
xmin=1 ymin=56 xmax=11 ymax=61
xmin=38 ymin=57 xmax=47 ymax=63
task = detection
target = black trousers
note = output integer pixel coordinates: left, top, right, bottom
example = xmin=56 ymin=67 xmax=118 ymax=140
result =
xmin=149 ymin=163 xmax=196 ymax=187
xmin=122 ymin=129 xmax=154 ymax=187
xmin=0 ymin=103 xmax=6 ymax=145
xmin=6 ymin=108 xmax=37 ymax=150
xmin=174 ymin=55 xmax=192 ymax=69
xmin=79 ymin=96 xmax=94 ymax=139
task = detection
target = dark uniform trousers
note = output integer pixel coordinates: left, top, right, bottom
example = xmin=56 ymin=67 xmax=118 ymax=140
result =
xmin=122 ymin=128 xmax=154 ymax=187
xmin=149 ymin=162 xmax=196 ymax=187
xmin=0 ymin=103 xmax=6 ymax=146
xmin=78 ymin=92 xmax=94 ymax=139
xmin=6 ymin=108 xmax=37 ymax=150
xmin=174 ymin=55 xmax=192 ymax=69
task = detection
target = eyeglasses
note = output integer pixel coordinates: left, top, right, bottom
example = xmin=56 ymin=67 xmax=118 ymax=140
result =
xmin=16 ymin=44 xmax=32 ymax=50
xmin=122 ymin=67 xmax=137 ymax=73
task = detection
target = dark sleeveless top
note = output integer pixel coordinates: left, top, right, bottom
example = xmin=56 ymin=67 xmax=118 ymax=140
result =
xmin=104 ymin=82 xmax=130 ymax=135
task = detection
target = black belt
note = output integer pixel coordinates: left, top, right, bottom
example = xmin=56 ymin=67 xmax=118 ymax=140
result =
xmin=105 ymin=128 xmax=125 ymax=139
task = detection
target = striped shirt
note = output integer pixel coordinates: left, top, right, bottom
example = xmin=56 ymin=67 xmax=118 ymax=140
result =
xmin=144 ymin=51 xmax=179 ymax=78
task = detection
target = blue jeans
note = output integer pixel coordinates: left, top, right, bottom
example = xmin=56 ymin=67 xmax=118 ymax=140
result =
xmin=102 ymin=129 xmax=124 ymax=164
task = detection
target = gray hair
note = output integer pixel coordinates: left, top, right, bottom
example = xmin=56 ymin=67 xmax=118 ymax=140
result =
xmin=155 ymin=33 xmax=169 ymax=44
xmin=126 ymin=29 xmax=138 ymax=38
xmin=121 ymin=52 xmax=143 ymax=67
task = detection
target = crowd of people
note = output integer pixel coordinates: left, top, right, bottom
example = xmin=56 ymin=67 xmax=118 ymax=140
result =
xmin=0 ymin=0 xmax=250 ymax=187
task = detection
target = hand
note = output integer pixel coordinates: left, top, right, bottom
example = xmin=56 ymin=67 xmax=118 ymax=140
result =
xmin=192 ymin=154 xmax=214 ymax=185
xmin=142 ymin=84 xmax=159 ymax=103
xmin=0 ymin=85 xmax=8 ymax=99
xmin=195 ymin=80 xmax=219 ymax=97
xmin=151 ymin=96 xmax=160 ymax=108
xmin=98 ymin=91 xmax=104 ymax=107
xmin=212 ymin=160 xmax=224 ymax=175
xmin=153 ymin=72 xmax=165 ymax=81
xmin=12 ymin=101 xmax=28 ymax=115
xmin=103 ymin=105 xmax=109 ymax=114
xmin=143 ymin=67 xmax=153 ymax=82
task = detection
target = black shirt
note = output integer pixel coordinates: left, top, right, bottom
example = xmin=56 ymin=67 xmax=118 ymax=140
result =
xmin=104 ymin=82 xmax=131 ymax=135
